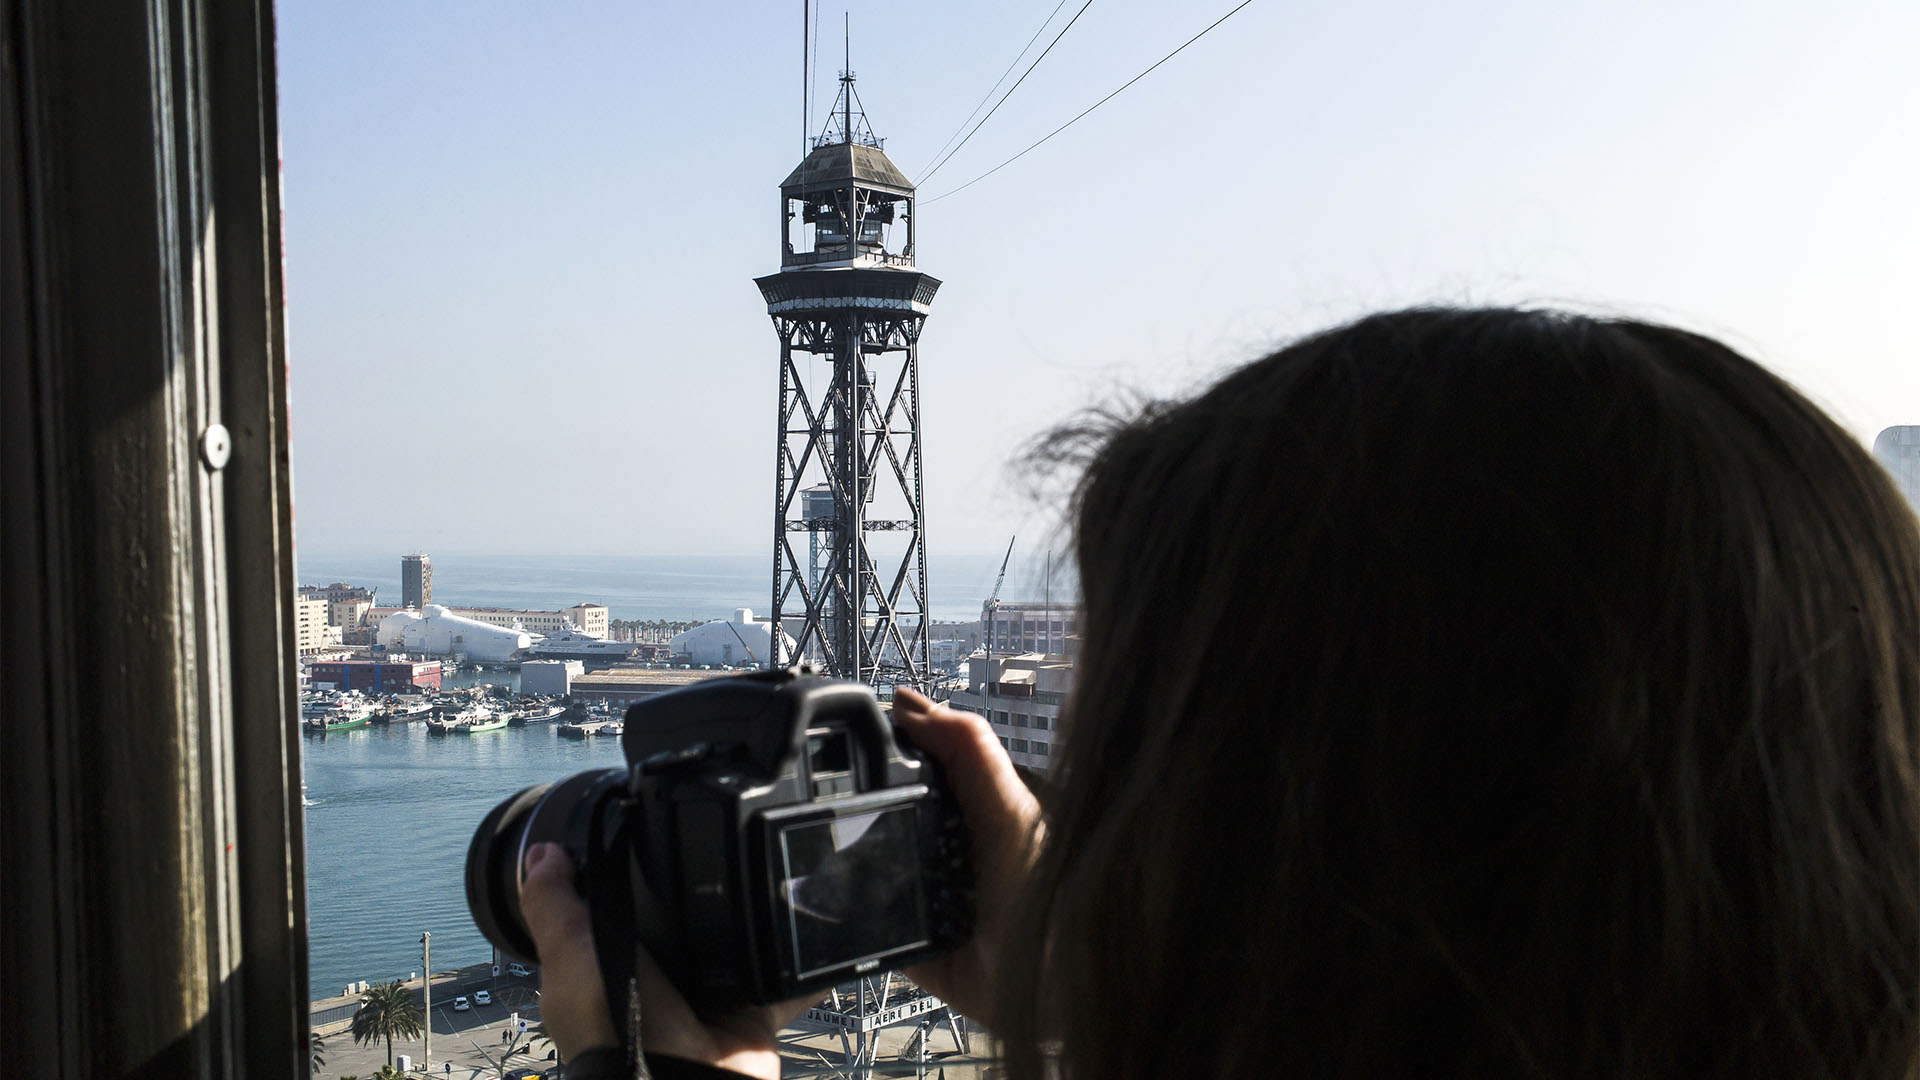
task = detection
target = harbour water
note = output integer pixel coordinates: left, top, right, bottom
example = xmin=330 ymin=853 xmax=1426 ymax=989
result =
xmin=302 ymin=710 xmax=623 ymax=996
xmin=299 ymin=552 xmax=1013 ymax=999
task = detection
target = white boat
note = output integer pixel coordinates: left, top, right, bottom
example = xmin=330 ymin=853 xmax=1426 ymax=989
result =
xmin=508 ymin=704 xmax=567 ymax=727
xmin=427 ymin=705 xmax=504 ymax=735
xmin=376 ymin=699 xmax=434 ymax=725
xmin=526 ymin=626 xmax=638 ymax=666
xmin=590 ymin=721 xmax=624 ymax=738
xmin=300 ymin=690 xmax=343 ymax=719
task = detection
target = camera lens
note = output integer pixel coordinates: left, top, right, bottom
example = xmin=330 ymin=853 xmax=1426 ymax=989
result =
xmin=464 ymin=767 xmax=628 ymax=964
xmin=464 ymin=782 xmax=552 ymax=963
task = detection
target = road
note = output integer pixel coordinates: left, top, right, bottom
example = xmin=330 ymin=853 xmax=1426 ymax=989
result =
xmin=316 ymin=976 xmax=549 ymax=1079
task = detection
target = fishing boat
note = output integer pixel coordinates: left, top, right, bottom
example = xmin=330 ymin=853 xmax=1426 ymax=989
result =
xmin=507 ymin=704 xmax=567 ymax=727
xmin=455 ymin=710 xmax=509 ymax=734
xmin=375 ymin=699 xmax=433 ymax=725
xmin=305 ymin=697 xmax=376 ymax=735
xmin=590 ymin=721 xmax=624 ymax=738
xmin=427 ymin=705 xmax=494 ymax=735
xmin=300 ymin=690 xmax=343 ymax=720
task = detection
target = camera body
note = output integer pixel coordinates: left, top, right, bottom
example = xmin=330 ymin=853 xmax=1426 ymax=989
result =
xmin=466 ymin=668 xmax=972 ymax=1014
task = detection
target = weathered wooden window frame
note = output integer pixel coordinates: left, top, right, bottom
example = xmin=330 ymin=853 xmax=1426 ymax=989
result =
xmin=2 ymin=0 xmax=308 ymax=1075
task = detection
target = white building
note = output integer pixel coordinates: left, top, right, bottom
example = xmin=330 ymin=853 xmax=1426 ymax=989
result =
xmin=327 ymin=597 xmax=371 ymax=632
xmin=669 ymin=608 xmax=795 ymax=668
xmin=294 ymin=596 xmax=331 ymax=656
xmin=945 ymin=652 xmax=1073 ymax=776
xmin=448 ymin=603 xmax=609 ymax=638
xmin=567 ymin=602 xmax=610 ymax=638
xmin=522 ymin=659 xmax=584 ymax=697
xmin=1873 ymin=426 xmax=1920 ymax=514
xmin=375 ymin=604 xmax=530 ymax=663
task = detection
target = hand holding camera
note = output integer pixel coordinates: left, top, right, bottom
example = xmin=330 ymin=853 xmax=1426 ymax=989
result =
xmin=468 ymin=669 xmax=1031 ymax=1073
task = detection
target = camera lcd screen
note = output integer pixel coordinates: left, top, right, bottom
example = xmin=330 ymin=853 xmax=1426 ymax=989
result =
xmin=775 ymin=804 xmax=929 ymax=978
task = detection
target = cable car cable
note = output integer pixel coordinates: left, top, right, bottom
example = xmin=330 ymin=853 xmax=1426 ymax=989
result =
xmin=918 ymin=0 xmax=1097 ymax=186
xmin=924 ymin=0 xmax=1253 ymax=205
xmin=914 ymin=0 xmax=1073 ymax=180
xmin=809 ymin=0 xmax=822 ymax=139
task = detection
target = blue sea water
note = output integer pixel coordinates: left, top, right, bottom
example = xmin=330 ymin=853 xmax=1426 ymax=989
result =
xmin=293 ymin=550 xmax=1003 ymax=624
xmin=299 ymin=552 xmax=1005 ymax=998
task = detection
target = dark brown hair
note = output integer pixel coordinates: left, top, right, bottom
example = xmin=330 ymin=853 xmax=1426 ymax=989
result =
xmin=997 ymin=309 xmax=1920 ymax=1078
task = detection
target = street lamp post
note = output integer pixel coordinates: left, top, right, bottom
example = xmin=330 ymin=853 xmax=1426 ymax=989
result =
xmin=421 ymin=931 xmax=432 ymax=1072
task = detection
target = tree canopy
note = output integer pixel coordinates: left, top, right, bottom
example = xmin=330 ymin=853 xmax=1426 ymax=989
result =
xmin=348 ymin=979 xmax=423 ymax=1068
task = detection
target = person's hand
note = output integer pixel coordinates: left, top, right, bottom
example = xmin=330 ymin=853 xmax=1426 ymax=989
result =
xmin=517 ymin=842 xmax=814 ymax=1079
xmin=892 ymin=686 xmax=1044 ymax=1026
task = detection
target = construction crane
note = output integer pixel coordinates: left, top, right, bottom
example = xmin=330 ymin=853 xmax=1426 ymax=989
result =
xmin=982 ymin=536 xmax=1015 ymax=698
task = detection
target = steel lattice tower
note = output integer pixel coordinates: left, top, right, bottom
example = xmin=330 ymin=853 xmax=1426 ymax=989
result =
xmin=757 ymin=71 xmax=939 ymax=690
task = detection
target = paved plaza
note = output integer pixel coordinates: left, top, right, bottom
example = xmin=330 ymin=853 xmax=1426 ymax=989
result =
xmin=314 ymin=997 xmax=1003 ymax=1079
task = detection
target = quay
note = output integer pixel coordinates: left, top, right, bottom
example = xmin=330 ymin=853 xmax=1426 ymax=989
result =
xmin=310 ymin=960 xmax=538 ymax=1037
xmin=311 ymin=960 xmax=1004 ymax=1079
xmin=311 ymin=959 xmax=552 ymax=1078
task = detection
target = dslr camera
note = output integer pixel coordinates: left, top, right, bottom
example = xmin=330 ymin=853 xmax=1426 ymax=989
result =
xmin=465 ymin=667 xmax=972 ymax=1016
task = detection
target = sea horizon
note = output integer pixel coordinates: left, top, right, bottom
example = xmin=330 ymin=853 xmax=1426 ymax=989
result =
xmin=294 ymin=549 xmax=1020 ymax=625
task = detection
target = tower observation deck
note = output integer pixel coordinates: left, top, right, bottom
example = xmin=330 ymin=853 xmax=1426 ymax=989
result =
xmin=756 ymin=71 xmax=939 ymax=690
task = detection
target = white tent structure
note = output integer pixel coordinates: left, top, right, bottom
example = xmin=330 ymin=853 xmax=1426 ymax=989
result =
xmin=669 ymin=608 xmax=794 ymax=668
xmin=376 ymin=604 xmax=529 ymax=662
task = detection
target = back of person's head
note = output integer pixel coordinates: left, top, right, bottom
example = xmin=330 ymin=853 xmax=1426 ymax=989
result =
xmin=997 ymin=307 xmax=1920 ymax=1078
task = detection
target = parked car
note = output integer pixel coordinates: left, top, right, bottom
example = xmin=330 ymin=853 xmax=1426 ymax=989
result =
xmin=452 ymin=996 xmax=470 ymax=1012
xmin=473 ymin=989 xmax=492 ymax=1006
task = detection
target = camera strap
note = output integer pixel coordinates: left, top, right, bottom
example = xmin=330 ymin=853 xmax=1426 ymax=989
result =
xmin=624 ymin=972 xmax=653 ymax=1080
xmin=583 ymin=800 xmax=648 ymax=1077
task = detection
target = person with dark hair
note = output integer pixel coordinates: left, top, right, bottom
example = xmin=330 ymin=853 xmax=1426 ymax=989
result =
xmin=520 ymin=307 xmax=1920 ymax=1078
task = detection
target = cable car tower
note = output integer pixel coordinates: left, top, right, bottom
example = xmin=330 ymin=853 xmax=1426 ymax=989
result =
xmin=757 ymin=69 xmax=939 ymax=690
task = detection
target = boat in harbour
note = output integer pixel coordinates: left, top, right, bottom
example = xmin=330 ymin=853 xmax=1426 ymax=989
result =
xmin=556 ymin=721 xmax=592 ymax=739
xmin=590 ymin=721 xmax=624 ymax=738
xmin=305 ymin=697 xmax=377 ymax=735
xmin=525 ymin=625 xmax=639 ymax=668
xmin=507 ymin=704 xmax=567 ymax=727
xmin=427 ymin=706 xmax=504 ymax=735
xmin=375 ymin=699 xmax=434 ymax=725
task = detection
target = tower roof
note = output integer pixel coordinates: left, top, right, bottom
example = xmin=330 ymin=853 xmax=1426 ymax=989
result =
xmin=780 ymin=141 xmax=914 ymax=196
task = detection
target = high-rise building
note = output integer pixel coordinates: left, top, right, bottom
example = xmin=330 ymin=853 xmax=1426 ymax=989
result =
xmin=1873 ymin=426 xmax=1920 ymax=514
xmin=984 ymin=600 xmax=1080 ymax=659
xmin=293 ymin=597 xmax=330 ymax=656
xmin=297 ymin=582 xmax=376 ymax=632
xmin=401 ymin=553 xmax=432 ymax=609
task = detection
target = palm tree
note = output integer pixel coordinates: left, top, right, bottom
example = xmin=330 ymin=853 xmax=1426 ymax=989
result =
xmin=526 ymin=1020 xmax=553 ymax=1054
xmin=309 ymin=1029 xmax=327 ymax=1073
xmin=347 ymin=979 xmax=423 ymax=1069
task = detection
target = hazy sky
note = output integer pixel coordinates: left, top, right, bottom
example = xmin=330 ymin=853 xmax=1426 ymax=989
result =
xmin=279 ymin=0 xmax=1918 ymax=560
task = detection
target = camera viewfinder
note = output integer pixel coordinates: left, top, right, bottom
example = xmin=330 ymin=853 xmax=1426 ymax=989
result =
xmin=806 ymin=727 xmax=856 ymax=798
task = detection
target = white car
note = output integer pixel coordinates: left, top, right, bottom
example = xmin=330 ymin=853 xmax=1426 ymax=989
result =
xmin=473 ymin=990 xmax=492 ymax=1006
xmin=506 ymin=962 xmax=534 ymax=978
xmin=452 ymin=996 xmax=470 ymax=1012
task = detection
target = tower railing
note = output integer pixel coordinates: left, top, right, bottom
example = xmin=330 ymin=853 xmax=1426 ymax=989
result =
xmin=782 ymin=247 xmax=915 ymax=269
